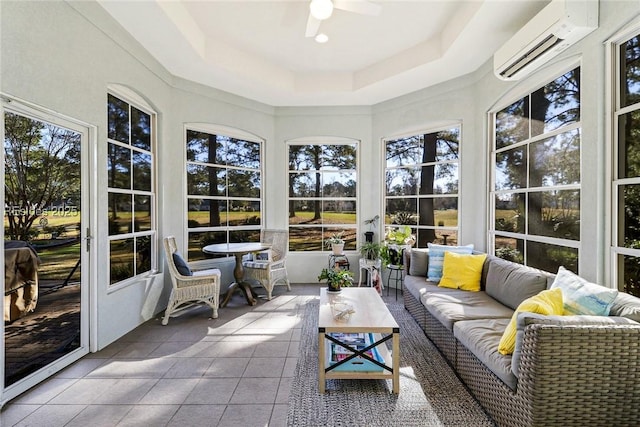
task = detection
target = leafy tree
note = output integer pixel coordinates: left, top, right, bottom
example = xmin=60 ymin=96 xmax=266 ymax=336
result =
xmin=4 ymin=112 xmax=80 ymax=241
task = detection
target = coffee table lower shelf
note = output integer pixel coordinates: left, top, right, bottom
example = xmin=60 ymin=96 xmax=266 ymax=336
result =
xmin=318 ymin=329 xmax=400 ymax=394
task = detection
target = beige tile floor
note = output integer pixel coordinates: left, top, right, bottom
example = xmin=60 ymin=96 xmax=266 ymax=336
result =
xmin=1 ymin=284 xmax=325 ymax=427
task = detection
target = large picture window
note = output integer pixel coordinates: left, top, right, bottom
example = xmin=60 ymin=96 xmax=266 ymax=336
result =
xmin=490 ymin=68 xmax=581 ymax=273
xmin=107 ymin=92 xmax=156 ymax=285
xmin=612 ymin=32 xmax=640 ymax=297
xmin=384 ymin=127 xmax=460 ymax=247
xmin=186 ymin=127 xmax=262 ymax=260
xmin=288 ymin=140 xmax=358 ymax=251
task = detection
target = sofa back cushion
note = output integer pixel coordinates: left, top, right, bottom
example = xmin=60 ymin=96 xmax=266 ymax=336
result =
xmin=408 ymin=248 xmax=429 ymax=276
xmin=485 ymin=257 xmax=549 ymax=310
xmin=610 ymin=292 xmax=640 ymax=322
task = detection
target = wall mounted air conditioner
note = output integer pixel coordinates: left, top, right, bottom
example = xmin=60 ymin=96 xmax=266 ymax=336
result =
xmin=493 ymin=0 xmax=598 ymax=81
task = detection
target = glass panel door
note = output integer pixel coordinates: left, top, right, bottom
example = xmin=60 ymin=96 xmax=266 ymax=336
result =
xmin=2 ymin=103 xmax=90 ymax=400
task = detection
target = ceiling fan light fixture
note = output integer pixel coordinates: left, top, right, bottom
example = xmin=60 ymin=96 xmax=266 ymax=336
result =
xmin=310 ymin=0 xmax=333 ymax=21
xmin=315 ymin=33 xmax=329 ymax=43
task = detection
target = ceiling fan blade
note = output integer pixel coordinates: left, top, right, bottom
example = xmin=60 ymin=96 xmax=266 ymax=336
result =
xmin=305 ymin=13 xmax=321 ymax=37
xmin=333 ymin=0 xmax=381 ymax=16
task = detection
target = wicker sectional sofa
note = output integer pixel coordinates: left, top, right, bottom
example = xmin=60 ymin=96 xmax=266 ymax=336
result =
xmin=402 ymin=248 xmax=640 ymax=427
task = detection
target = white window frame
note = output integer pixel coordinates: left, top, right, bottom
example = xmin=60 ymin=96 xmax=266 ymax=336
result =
xmin=106 ymin=86 xmax=157 ymax=288
xmin=488 ymin=66 xmax=582 ymax=272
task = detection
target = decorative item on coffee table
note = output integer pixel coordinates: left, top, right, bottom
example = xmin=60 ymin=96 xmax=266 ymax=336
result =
xmin=318 ymin=266 xmax=354 ymax=292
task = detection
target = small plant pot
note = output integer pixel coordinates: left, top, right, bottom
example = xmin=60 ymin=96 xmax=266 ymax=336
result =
xmin=327 ymin=283 xmax=341 ymax=293
xmin=331 ymin=243 xmax=344 ymax=255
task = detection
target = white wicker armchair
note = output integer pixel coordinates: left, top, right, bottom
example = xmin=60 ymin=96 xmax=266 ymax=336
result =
xmin=162 ymin=236 xmax=221 ymax=325
xmin=242 ymin=229 xmax=291 ymax=300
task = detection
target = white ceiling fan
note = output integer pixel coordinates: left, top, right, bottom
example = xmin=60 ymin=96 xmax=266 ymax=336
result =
xmin=305 ymin=0 xmax=382 ymax=38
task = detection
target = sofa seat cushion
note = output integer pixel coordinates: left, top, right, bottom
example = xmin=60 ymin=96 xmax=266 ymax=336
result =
xmin=403 ymin=275 xmax=439 ymax=303
xmin=485 ymin=257 xmax=550 ymax=310
xmin=454 ymin=318 xmax=517 ymax=390
xmin=423 ymin=290 xmax=514 ymax=331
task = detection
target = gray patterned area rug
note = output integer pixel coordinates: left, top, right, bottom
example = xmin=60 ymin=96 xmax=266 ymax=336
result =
xmin=286 ymin=300 xmax=496 ymax=427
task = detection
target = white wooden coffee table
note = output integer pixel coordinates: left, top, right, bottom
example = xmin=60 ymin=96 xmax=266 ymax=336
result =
xmin=318 ymin=287 xmax=400 ymax=393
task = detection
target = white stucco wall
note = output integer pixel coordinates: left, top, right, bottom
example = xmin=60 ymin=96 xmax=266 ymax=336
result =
xmin=3 ymin=0 xmax=640 ymax=353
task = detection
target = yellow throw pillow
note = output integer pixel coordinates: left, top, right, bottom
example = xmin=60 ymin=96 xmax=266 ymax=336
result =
xmin=438 ymin=252 xmax=487 ymax=292
xmin=498 ymin=288 xmax=564 ymax=355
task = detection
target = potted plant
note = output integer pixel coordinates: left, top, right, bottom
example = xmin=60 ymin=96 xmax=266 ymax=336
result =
xmin=325 ymin=231 xmax=345 ymax=255
xmin=381 ymin=225 xmax=416 ymax=266
xmin=318 ymin=267 xmax=354 ymax=292
xmin=359 ymin=241 xmax=382 ymax=261
xmin=363 ymin=215 xmax=379 ymax=242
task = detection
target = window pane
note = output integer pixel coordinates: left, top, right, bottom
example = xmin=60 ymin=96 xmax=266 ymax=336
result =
xmin=131 ymin=107 xmax=151 ymax=151
xmin=436 ymin=129 xmax=459 ymax=161
xmin=617 ymin=110 xmax=640 ymax=178
xmin=527 ymin=240 xmax=578 ymax=274
xmin=134 ymin=195 xmax=151 ymax=232
xmin=290 ymin=172 xmax=319 ymax=197
xmin=188 ymin=231 xmax=226 ymax=261
xmin=495 ymin=193 xmax=525 ymax=233
xmin=228 ymin=169 xmax=260 ymax=198
xmin=323 ymin=228 xmax=357 ymax=251
xmin=228 ymin=200 xmax=260 ymax=226
xmin=432 ymin=163 xmax=458 ymax=194
xmin=432 ymin=230 xmax=457 ymax=246
xmin=494 ymin=236 xmax=524 ymax=264
xmin=322 ymin=200 xmax=356 ymax=224
xmin=108 ymin=94 xmax=129 ymax=144
xmin=495 ymin=96 xmax=528 ymax=149
xmin=289 ymin=145 xmax=320 ymax=170
xmin=386 ymin=168 xmax=419 ymax=196
xmin=289 ymin=201 xmax=320 ymax=224
xmin=107 ymin=143 xmax=131 ymax=189
xmin=530 ymin=130 xmax=580 ymax=187
xmin=110 ymin=238 xmax=134 ymax=284
xmin=132 ymin=151 xmax=151 ymax=191
xmin=323 ymin=172 xmax=356 ymax=197
xmin=619 ymin=184 xmax=640 ymax=248
xmin=323 ymin=144 xmax=356 ymax=169
xmin=386 ymin=136 xmax=423 ymax=167
xmin=528 ymin=190 xmax=580 ymax=240
xmin=230 ymin=229 xmax=261 ymax=243
xmin=495 ymin=146 xmax=527 ymax=190
xmin=187 ymin=164 xmax=225 ymax=196
xmin=108 ymin=193 xmax=132 ymax=235
xmin=289 ymin=227 xmax=323 ymax=251
xmin=188 ymin=199 xmax=227 ymax=228
xmin=136 ymin=236 xmax=151 ymax=275
xmin=226 ymin=138 xmax=260 ymax=168
xmin=186 ymin=130 xmax=223 ymax=164
xmin=618 ymin=254 xmax=640 ymax=297
xmin=531 ymin=69 xmax=580 ymax=136
xmin=386 ymin=199 xmax=417 ymax=225
xmin=419 ymin=197 xmax=458 ymax=226
xmin=620 ymin=35 xmax=640 ymax=108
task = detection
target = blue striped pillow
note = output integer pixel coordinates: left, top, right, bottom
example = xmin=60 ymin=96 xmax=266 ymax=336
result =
xmin=426 ymin=243 xmax=474 ymax=282
xmin=550 ymin=266 xmax=618 ymax=316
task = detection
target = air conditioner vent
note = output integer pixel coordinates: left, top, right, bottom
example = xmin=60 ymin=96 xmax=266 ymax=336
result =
xmin=494 ymin=0 xmax=598 ymax=81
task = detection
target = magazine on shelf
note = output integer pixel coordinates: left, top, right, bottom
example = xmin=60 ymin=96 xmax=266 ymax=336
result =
xmin=325 ymin=332 xmax=384 ymax=372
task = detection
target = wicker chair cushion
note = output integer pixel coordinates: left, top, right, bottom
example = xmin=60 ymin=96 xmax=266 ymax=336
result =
xmin=498 ymin=288 xmax=564 ymax=355
xmin=485 ymin=257 xmax=549 ymax=310
xmin=439 ymin=252 xmax=487 ymax=292
xmin=511 ymin=312 xmax=639 ymax=377
xmin=610 ymin=292 xmax=640 ymax=322
xmin=426 ymin=243 xmax=473 ymax=282
xmin=454 ymin=318 xmax=516 ymax=390
xmin=243 ymin=260 xmax=269 ymax=269
xmin=425 ymin=290 xmax=513 ymax=331
xmin=172 ymin=252 xmax=192 ymax=276
xmin=409 ymin=249 xmax=429 ymax=276
xmin=550 ymin=266 xmax=618 ymax=316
